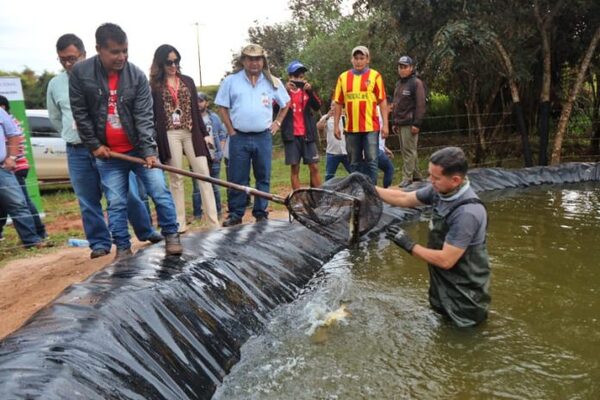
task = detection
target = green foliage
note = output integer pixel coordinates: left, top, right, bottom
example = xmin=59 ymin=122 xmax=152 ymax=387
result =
xmin=0 ymin=68 xmax=56 ymax=109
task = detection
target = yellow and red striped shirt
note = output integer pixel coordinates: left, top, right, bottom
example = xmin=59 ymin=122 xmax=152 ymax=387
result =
xmin=334 ymin=68 xmax=386 ymax=133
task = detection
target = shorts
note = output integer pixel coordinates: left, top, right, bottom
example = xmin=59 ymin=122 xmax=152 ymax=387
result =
xmin=284 ymin=136 xmax=320 ymax=165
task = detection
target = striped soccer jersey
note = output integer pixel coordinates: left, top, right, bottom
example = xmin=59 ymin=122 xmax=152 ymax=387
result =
xmin=334 ymin=68 xmax=386 ymax=133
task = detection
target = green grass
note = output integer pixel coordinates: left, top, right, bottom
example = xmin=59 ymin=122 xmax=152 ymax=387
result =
xmin=0 ymin=152 xmax=405 ymax=267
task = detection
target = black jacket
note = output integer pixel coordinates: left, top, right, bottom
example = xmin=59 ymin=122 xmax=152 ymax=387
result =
xmin=69 ymin=56 xmax=158 ymax=158
xmin=392 ymin=74 xmax=426 ymax=128
xmin=279 ymin=88 xmax=321 ymax=142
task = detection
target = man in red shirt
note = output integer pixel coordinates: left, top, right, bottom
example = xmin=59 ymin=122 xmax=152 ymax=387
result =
xmin=279 ymin=60 xmax=322 ymax=189
xmin=70 ymin=23 xmax=182 ymax=259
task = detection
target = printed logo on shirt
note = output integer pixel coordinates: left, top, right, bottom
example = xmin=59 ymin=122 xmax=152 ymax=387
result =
xmin=402 ymin=90 xmax=411 ymax=96
xmin=108 ymin=88 xmax=122 ymax=129
xmin=203 ymin=116 xmax=213 ymax=135
xmin=261 ymin=93 xmax=270 ymax=107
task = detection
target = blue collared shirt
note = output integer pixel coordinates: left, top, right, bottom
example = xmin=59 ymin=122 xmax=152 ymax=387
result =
xmin=47 ymin=71 xmax=80 ymax=144
xmin=215 ymin=70 xmax=290 ymax=132
xmin=0 ymin=108 xmax=19 ymax=163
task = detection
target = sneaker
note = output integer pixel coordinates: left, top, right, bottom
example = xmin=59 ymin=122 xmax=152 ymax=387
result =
xmin=165 ymin=233 xmax=183 ymax=256
xmin=398 ymin=179 xmax=412 ymax=188
xmin=114 ymin=247 xmax=133 ymax=262
xmin=222 ymin=216 xmax=242 ymax=227
xmin=144 ymin=231 xmax=164 ymax=244
xmin=90 ymin=248 xmax=111 ymax=259
xmin=255 ymin=215 xmax=268 ymax=223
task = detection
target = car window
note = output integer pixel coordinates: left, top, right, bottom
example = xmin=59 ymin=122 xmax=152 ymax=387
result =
xmin=28 ymin=116 xmax=61 ymax=138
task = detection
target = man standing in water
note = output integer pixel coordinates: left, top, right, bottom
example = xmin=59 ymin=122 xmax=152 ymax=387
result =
xmin=377 ymin=147 xmax=490 ymax=327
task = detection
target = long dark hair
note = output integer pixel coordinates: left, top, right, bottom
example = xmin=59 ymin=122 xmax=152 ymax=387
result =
xmin=149 ymin=44 xmax=182 ymax=91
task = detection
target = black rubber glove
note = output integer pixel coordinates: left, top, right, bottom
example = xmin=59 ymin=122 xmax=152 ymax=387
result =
xmin=386 ymin=225 xmax=416 ymax=254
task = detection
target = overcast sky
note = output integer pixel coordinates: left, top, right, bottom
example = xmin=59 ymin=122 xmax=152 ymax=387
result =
xmin=0 ymin=0 xmax=291 ymax=86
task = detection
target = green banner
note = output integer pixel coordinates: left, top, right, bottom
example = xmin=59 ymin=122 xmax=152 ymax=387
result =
xmin=0 ymin=77 xmax=43 ymax=212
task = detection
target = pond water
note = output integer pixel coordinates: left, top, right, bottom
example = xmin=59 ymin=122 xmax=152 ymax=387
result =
xmin=214 ymin=183 xmax=599 ymax=399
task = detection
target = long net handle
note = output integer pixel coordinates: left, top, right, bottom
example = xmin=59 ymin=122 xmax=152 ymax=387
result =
xmin=109 ymin=151 xmax=286 ymax=204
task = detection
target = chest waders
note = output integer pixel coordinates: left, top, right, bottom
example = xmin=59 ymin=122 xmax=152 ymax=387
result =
xmin=427 ymin=198 xmax=491 ymax=327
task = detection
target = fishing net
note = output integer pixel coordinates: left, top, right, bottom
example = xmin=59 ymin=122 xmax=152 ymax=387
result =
xmin=285 ymin=173 xmax=383 ymax=244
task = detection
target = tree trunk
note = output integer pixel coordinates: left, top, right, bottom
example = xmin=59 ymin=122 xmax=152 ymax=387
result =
xmin=534 ymin=0 xmax=564 ymax=165
xmin=551 ymin=26 xmax=600 ymax=165
xmin=493 ymin=37 xmax=533 ymax=166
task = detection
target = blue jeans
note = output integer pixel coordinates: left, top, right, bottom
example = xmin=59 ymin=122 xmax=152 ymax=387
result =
xmin=68 ymin=145 xmax=157 ymax=250
xmin=345 ymin=132 xmax=379 ymax=184
xmin=228 ymin=130 xmax=272 ymax=220
xmin=68 ymin=145 xmax=161 ymax=251
xmin=192 ymin=161 xmax=222 ymax=217
xmin=325 ymin=153 xmax=351 ymax=181
xmin=377 ymin=149 xmax=395 ymax=188
xmin=0 ymin=169 xmax=47 ymax=238
xmin=0 ymin=168 xmax=41 ymax=246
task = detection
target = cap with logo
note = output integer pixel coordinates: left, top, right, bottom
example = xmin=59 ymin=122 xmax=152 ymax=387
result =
xmin=287 ymin=60 xmax=308 ymax=75
xmin=398 ymin=55 xmax=414 ymax=66
xmin=241 ymin=44 xmax=266 ymax=57
xmin=351 ymin=45 xmax=370 ymax=58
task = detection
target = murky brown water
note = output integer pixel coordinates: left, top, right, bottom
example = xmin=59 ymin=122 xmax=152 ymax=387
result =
xmin=214 ymin=183 xmax=600 ymax=399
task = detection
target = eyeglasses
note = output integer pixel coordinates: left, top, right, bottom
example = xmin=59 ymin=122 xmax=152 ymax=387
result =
xmin=398 ymin=64 xmax=411 ymax=69
xmin=58 ymin=56 xmax=80 ymax=65
xmin=165 ymin=59 xmax=180 ymax=67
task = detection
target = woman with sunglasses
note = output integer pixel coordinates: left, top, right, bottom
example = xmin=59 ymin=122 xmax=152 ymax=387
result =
xmin=150 ymin=44 xmax=218 ymax=232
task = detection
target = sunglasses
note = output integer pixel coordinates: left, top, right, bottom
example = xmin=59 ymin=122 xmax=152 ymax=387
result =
xmin=165 ymin=59 xmax=180 ymax=67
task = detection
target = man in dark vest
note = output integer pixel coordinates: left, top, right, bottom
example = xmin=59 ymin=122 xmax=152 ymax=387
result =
xmin=377 ymin=147 xmax=490 ymax=327
xmin=392 ymin=55 xmax=426 ymax=188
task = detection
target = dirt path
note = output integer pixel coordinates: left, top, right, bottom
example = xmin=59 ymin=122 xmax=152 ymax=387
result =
xmin=0 ymin=210 xmax=288 ymax=340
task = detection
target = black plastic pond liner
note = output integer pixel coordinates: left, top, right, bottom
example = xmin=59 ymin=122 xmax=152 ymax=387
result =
xmin=0 ymin=162 xmax=599 ymax=399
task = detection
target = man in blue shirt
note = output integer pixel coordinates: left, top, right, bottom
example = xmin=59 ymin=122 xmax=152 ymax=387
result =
xmin=0 ymin=108 xmax=47 ymax=248
xmin=47 ymin=33 xmax=162 ymax=260
xmin=215 ymin=44 xmax=290 ymax=226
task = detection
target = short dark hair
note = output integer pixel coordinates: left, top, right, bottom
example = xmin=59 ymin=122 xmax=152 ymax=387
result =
xmin=56 ymin=33 xmax=85 ymax=53
xmin=95 ymin=23 xmax=127 ymax=48
xmin=0 ymin=95 xmax=9 ymax=112
xmin=430 ymin=147 xmax=468 ymax=177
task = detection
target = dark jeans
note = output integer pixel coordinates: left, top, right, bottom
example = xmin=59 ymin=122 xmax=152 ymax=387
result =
xmin=95 ymin=151 xmax=178 ymax=250
xmin=0 ymin=168 xmax=42 ymax=246
xmin=345 ymin=131 xmax=379 ymax=184
xmin=377 ymin=149 xmax=395 ymax=188
xmin=325 ymin=153 xmax=351 ymax=181
xmin=192 ymin=161 xmax=222 ymax=217
xmin=227 ymin=130 xmax=272 ymax=220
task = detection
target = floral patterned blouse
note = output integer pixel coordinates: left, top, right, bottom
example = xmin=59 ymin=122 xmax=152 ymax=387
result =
xmin=162 ymin=78 xmax=193 ymax=131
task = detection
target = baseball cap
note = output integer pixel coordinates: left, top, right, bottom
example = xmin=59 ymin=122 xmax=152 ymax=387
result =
xmin=197 ymin=92 xmax=209 ymax=101
xmin=241 ymin=43 xmax=266 ymax=57
xmin=351 ymin=45 xmax=370 ymax=58
xmin=287 ymin=60 xmax=307 ymax=75
xmin=398 ymin=55 xmax=414 ymax=66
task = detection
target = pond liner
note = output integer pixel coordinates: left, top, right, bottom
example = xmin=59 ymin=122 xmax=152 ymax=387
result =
xmin=0 ymin=162 xmax=599 ymax=399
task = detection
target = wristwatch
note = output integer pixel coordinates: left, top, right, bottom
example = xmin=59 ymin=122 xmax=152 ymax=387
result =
xmin=8 ymin=155 xmax=17 ymax=161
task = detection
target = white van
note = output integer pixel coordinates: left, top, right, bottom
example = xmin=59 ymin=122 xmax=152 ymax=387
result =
xmin=26 ymin=109 xmax=69 ymax=182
